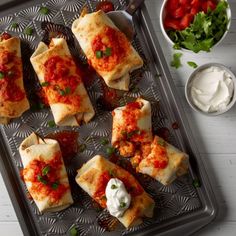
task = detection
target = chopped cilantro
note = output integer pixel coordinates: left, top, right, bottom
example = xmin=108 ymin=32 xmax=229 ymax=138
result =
xmin=39 ymin=6 xmax=50 ymax=15
xmin=42 ymin=165 xmax=50 ymax=176
xmin=37 ymin=175 xmax=47 ymax=185
xmin=96 ymin=50 xmax=103 ymax=58
xmin=24 ymin=27 xmax=33 ymax=35
xmin=48 ymin=120 xmax=56 ymax=128
xmin=158 ymin=138 xmax=165 ymax=146
xmin=111 ymin=184 xmax=117 ymax=189
xmin=0 ymin=71 xmax=4 ymax=79
xmin=193 ymin=179 xmax=201 ymax=188
xmin=69 ymin=226 xmax=78 ymax=236
xmin=104 ymin=47 xmax=112 ymax=56
xmin=106 ymin=146 xmax=115 ymax=156
xmin=51 ymin=182 xmax=59 ymax=190
xmin=171 ymin=52 xmax=182 ymax=69
xmin=187 ymin=61 xmax=198 ymax=68
xmin=41 ymin=81 xmax=49 ymax=87
xmin=168 ymin=1 xmax=229 ymax=53
xmin=100 ymin=138 xmax=109 ymax=146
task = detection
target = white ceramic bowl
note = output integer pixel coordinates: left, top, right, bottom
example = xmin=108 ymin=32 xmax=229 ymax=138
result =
xmin=185 ymin=63 xmax=236 ymax=116
xmin=160 ymin=0 xmax=231 ymax=52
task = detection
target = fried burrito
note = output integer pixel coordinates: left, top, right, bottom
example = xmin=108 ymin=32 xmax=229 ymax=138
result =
xmin=30 ymin=38 xmax=95 ymax=126
xmin=72 ymin=10 xmax=143 ymax=91
xmin=76 ymin=155 xmax=155 ymax=228
xmin=0 ymin=33 xmax=29 ymax=124
xmin=19 ymin=132 xmax=73 ymax=213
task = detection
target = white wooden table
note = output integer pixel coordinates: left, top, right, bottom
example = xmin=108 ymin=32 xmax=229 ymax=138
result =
xmin=1 ymin=0 xmax=236 ymax=235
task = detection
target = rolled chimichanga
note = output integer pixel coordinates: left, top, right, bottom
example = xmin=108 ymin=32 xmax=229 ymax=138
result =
xmin=30 ymin=38 xmax=95 ymax=126
xmin=76 ymin=155 xmax=155 ymax=228
xmin=111 ymin=98 xmax=189 ymax=185
xmin=133 ymin=136 xmax=189 ymax=185
xmin=0 ymin=33 xmax=29 ymax=124
xmin=19 ymin=132 xmax=73 ymax=213
xmin=72 ymin=10 xmax=143 ymax=91
xmin=111 ymin=98 xmax=153 ymax=157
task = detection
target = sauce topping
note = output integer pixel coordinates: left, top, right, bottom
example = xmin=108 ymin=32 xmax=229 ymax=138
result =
xmin=22 ymin=151 xmax=68 ymax=203
xmin=91 ymin=26 xmax=130 ymax=72
xmin=96 ymin=1 xmax=114 ymax=13
xmin=46 ymin=131 xmax=78 ymax=163
xmin=43 ymin=56 xmax=82 ymax=107
xmin=0 ymin=46 xmax=25 ymax=102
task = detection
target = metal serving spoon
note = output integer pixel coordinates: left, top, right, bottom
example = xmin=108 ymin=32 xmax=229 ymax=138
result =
xmin=107 ymin=0 xmax=145 ymax=40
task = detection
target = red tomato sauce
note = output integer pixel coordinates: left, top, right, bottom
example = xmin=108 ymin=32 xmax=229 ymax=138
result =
xmin=22 ymin=151 xmax=68 ymax=203
xmin=43 ymin=56 xmax=82 ymax=108
xmin=46 ymin=131 xmax=78 ymax=163
xmin=0 ymin=48 xmax=25 ymax=102
xmin=93 ymin=169 xmax=144 ymax=208
xmin=91 ymin=26 xmax=130 ymax=72
xmin=96 ymin=1 xmax=114 ymax=13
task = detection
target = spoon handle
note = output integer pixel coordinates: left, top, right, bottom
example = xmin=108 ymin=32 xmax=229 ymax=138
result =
xmin=126 ymin=0 xmax=145 ymax=15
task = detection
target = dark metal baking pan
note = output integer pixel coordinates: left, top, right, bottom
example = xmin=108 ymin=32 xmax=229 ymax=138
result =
xmin=0 ymin=0 xmax=218 ymax=235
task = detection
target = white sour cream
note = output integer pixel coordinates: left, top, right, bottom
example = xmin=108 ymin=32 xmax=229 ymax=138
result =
xmin=105 ymin=178 xmax=131 ymax=218
xmin=190 ymin=66 xmax=234 ymax=112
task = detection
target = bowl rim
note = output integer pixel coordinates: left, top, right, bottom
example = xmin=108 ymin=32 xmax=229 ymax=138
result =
xmin=185 ymin=63 xmax=236 ymax=116
xmin=159 ymin=0 xmax=232 ymax=52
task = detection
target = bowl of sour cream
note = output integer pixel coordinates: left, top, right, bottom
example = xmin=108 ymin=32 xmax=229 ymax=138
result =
xmin=185 ymin=63 xmax=236 ymax=115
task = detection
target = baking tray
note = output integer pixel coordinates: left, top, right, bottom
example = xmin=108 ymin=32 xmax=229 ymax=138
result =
xmin=0 ymin=0 xmax=218 ymax=235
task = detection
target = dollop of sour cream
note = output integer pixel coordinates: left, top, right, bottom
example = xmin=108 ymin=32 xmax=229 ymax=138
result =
xmin=105 ymin=178 xmax=131 ymax=218
xmin=190 ymin=66 xmax=234 ymax=113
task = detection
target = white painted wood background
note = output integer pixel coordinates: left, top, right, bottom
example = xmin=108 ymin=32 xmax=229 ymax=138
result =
xmin=0 ymin=0 xmax=236 ymax=235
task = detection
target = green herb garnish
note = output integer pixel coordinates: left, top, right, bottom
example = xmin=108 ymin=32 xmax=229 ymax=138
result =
xmin=168 ymin=1 xmax=229 ymax=53
xmin=37 ymin=175 xmax=47 ymax=185
xmin=171 ymin=52 xmax=182 ymax=69
xmin=106 ymin=146 xmax=115 ymax=156
xmin=111 ymin=184 xmax=117 ymax=189
xmin=127 ymin=129 xmax=141 ymax=139
xmin=158 ymin=138 xmax=165 ymax=146
xmin=96 ymin=50 xmax=103 ymax=59
xmin=0 ymin=71 xmax=4 ymax=79
xmin=69 ymin=226 xmax=78 ymax=236
xmin=42 ymin=165 xmax=50 ymax=176
xmin=59 ymin=87 xmax=71 ymax=96
xmin=64 ymin=86 xmax=71 ymax=95
xmin=104 ymin=47 xmax=112 ymax=56
xmin=187 ymin=61 xmax=198 ymax=69
xmin=78 ymin=143 xmax=86 ymax=153
xmin=48 ymin=120 xmax=56 ymax=128
xmin=11 ymin=22 xmax=18 ymax=29
xmin=193 ymin=179 xmax=201 ymax=188
xmin=100 ymin=138 xmax=109 ymax=146
xmin=24 ymin=27 xmax=33 ymax=35
xmin=120 ymin=202 xmax=126 ymax=208
xmin=39 ymin=6 xmax=50 ymax=15
xmin=41 ymin=81 xmax=49 ymax=87
xmin=51 ymin=182 xmax=59 ymax=190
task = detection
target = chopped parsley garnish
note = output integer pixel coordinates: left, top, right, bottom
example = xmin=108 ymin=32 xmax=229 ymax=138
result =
xmin=100 ymin=138 xmax=109 ymax=146
xmin=41 ymin=81 xmax=49 ymax=87
xmin=42 ymin=165 xmax=50 ymax=176
xmin=171 ymin=52 xmax=182 ymax=69
xmin=120 ymin=202 xmax=126 ymax=208
xmin=48 ymin=120 xmax=56 ymax=128
xmin=0 ymin=71 xmax=4 ymax=79
xmin=168 ymin=1 xmax=229 ymax=53
xmin=187 ymin=61 xmax=198 ymax=69
xmin=106 ymin=146 xmax=115 ymax=156
xmin=158 ymin=138 xmax=165 ymax=146
xmin=95 ymin=50 xmax=103 ymax=58
xmin=37 ymin=175 xmax=47 ymax=185
xmin=104 ymin=47 xmax=112 ymax=56
xmin=24 ymin=27 xmax=33 ymax=35
xmin=193 ymin=179 xmax=201 ymax=188
xmin=11 ymin=22 xmax=18 ymax=28
xmin=111 ymin=184 xmax=117 ymax=189
xmin=69 ymin=226 xmax=78 ymax=236
xmin=78 ymin=143 xmax=86 ymax=153
xmin=51 ymin=182 xmax=59 ymax=190
xmin=59 ymin=87 xmax=71 ymax=96
xmin=39 ymin=6 xmax=50 ymax=15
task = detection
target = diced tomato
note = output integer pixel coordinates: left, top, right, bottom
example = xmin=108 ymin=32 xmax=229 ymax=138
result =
xmin=164 ymin=17 xmax=181 ymax=30
xmin=179 ymin=0 xmax=190 ymax=5
xmin=202 ymin=0 xmax=216 ymax=13
xmin=190 ymin=7 xmax=199 ymax=15
xmin=96 ymin=1 xmax=114 ymax=13
xmin=180 ymin=14 xmax=194 ymax=30
xmin=171 ymin=7 xmax=185 ymax=19
xmin=0 ymin=32 xmax=11 ymax=41
xmin=166 ymin=0 xmax=179 ymax=12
